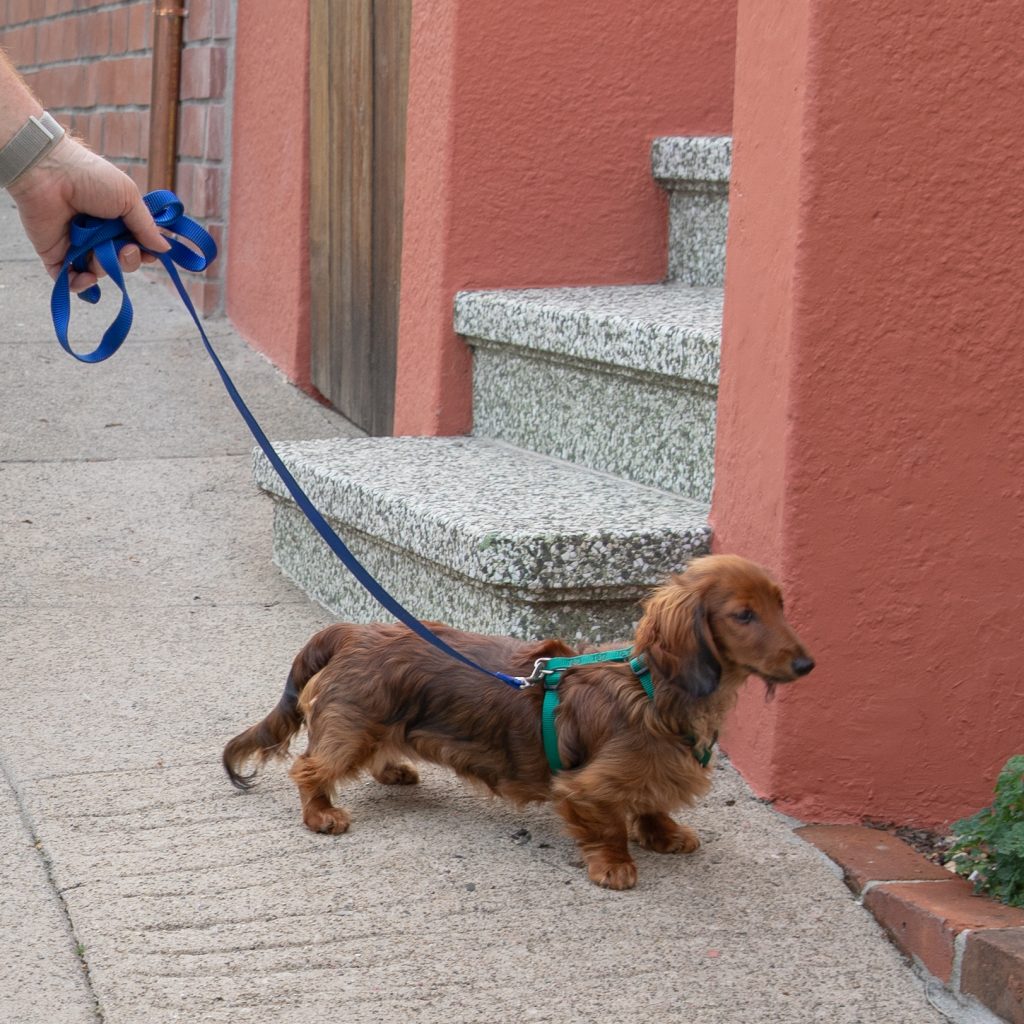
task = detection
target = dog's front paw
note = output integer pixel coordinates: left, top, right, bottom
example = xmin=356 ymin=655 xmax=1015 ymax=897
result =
xmin=303 ymin=806 xmax=351 ymax=835
xmin=587 ymin=856 xmax=638 ymax=890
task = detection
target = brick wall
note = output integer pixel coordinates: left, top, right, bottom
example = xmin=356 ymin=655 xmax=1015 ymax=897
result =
xmin=0 ymin=0 xmax=234 ymax=314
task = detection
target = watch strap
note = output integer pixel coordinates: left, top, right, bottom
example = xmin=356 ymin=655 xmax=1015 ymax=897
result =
xmin=0 ymin=112 xmax=65 ymax=190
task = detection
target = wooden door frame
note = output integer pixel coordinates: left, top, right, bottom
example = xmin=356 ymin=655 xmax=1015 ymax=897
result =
xmin=309 ymin=0 xmax=410 ymax=435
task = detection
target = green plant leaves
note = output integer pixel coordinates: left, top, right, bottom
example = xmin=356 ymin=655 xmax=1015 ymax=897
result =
xmin=950 ymin=755 xmax=1024 ymax=908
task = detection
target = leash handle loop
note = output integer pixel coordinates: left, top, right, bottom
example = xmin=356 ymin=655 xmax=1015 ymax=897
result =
xmin=49 ymin=191 xmax=527 ymax=692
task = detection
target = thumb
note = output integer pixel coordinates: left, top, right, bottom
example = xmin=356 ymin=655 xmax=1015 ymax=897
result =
xmin=121 ymin=196 xmax=171 ymax=254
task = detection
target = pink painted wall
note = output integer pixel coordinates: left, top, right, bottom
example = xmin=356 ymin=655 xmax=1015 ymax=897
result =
xmin=716 ymin=0 xmax=1024 ymax=827
xmin=226 ymin=0 xmax=313 ymax=391
xmin=393 ymin=0 xmax=736 ymax=434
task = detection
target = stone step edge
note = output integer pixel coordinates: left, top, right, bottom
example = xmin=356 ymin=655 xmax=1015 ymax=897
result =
xmin=455 ymin=284 xmax=722 ymax=387
xmin=251 ymin=437 xmax=712 ymax=593
xmin=797 ymin=823 xmax=1024 ymax=1023
xmin=651 ymin=135 xmax=732 ymax=191
xmin=471 ymin=335 xmax=718 ymax=399
xmin=269 ymin=498 xmax=676 ymax=608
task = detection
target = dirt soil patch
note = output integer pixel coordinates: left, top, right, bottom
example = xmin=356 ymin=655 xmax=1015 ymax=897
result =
xmin=866 ymin=821 xmax=954 ymax=867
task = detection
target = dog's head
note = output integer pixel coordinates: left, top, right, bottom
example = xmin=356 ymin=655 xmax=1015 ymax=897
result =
xmin=633 ymin=554 xmax=814 ymax=698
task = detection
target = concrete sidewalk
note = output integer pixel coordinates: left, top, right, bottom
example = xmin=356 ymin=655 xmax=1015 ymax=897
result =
xmin=0 ymin=199 xmax=945 ymax=1024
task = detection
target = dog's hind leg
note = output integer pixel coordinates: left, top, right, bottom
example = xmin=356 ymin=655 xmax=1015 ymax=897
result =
xmin=368 ymin=755 xmax=420 ymax=787
xmin=631 ymin=811 xmax=700 ymax=854
xmin=290 ymin=721 xmax=380 ymax=835
xmin=289 ymin=750 xmax=355 ymax=834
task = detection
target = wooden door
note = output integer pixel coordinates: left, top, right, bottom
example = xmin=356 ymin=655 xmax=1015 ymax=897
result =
xmin=309 ymin=0 xmax=410 ymax=435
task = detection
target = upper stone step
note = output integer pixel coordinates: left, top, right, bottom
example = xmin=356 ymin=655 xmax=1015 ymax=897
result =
xmin=253 ymin=436 xmax=712 ymax=641
xmin=651 ymin=136 xmax=732 ymax=286
xmin=456 ymin=283 xmax=721 ymax=502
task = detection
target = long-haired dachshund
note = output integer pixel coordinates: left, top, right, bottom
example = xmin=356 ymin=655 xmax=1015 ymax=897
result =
xmin=223 ymin=554 xmax=813 ymax=889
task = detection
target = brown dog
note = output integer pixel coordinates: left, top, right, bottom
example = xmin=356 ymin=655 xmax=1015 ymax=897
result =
xmin=223 ymin=554 xmax=813 ymax=889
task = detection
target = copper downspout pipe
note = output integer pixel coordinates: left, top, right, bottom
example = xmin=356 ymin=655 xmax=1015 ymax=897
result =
xmin=147 ymin=2 xmax=186 ymax=191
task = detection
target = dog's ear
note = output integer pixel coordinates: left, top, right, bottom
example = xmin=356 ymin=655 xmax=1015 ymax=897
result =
xmin=634 ymin=581 xmax=722 ymax=699
xmin=686 ymin=604 xmax=723 ymax=697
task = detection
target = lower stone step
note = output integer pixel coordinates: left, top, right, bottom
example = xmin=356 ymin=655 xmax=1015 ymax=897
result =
xmin=253 ymin=436 xmax=711 ymax=642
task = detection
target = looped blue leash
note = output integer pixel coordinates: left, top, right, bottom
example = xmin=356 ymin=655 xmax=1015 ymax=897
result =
xmin=50 ymin=190 xmax=529 ymax=692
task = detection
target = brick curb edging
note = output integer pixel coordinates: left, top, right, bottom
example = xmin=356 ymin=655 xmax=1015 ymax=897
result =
xmin=796 ymin=824 xmax=1024 ymax=1023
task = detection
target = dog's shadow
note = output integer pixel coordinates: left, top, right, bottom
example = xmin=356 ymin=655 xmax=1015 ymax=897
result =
xmin=233 ymin=756 xmax=726 ymax=894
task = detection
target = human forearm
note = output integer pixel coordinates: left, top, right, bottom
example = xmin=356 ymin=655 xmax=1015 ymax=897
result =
xmin=0 ymin=49 xmax=45 ymax=147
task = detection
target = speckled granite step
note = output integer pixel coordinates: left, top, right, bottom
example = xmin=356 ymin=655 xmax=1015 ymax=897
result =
xmin=455 ymin=283 xmax=721 ymax=503
xmin=652 ymin=136 xmax=731 ymax=286
xmin=253 ymin=436 xmax=711 ymax=641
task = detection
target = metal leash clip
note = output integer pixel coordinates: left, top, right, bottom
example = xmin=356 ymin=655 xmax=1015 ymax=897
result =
xmin=514 ymin=657 xmax=554 ymax=688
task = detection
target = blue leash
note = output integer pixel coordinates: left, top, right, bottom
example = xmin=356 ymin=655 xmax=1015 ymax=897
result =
xmin=50 ymin=190 xmax=530 ymax=691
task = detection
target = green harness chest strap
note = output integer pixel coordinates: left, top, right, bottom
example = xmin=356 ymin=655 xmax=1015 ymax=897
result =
xmin=540 ymin=647 xmax=639 ymax=773
xmin=540 ymin=648 xmax=716 ymax=773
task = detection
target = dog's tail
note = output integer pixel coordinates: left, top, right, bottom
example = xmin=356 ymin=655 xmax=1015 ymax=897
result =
xmin=222 ymin=625 xmax=347 ymax=791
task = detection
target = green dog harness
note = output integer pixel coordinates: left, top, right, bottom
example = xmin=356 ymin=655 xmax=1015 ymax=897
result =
xmin=532 ymin=648 xmax=716 ymax=773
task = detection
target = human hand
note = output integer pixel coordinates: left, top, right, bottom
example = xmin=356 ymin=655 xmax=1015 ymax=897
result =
xmin=7 ymin=134 xmax=171 ymax=293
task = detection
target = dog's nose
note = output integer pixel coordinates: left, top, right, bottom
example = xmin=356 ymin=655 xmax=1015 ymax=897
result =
xmin=792 ymin=656 xmax=815 ymax=677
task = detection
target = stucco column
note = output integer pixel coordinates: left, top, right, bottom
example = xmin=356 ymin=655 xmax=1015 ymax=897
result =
xmin=715 ymin=0 xmax=1024 ymax=826
xmin=227 ymin=0 xmax=312 ymax=391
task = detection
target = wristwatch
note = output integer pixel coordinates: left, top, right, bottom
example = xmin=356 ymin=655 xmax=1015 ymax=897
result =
xmin=0 ymin=112 xmax=65 ymax=190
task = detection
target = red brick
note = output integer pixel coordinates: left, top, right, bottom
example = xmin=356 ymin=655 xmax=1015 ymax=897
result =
xmin=102 ymin=110 xmax=146 ymax=160
xmin=180 ymin=44 xmax=227 ymax=100
xmin=108 ymin=4 xmax=129 ymax=53
xmin=101 ymin=112 xmax=123 ymax=157
xmin=864 ymin=879 xmax=1024 ymax=983
xmin=962 ymin=928 xmax=1024 ymax=1024
xmin=46 ymin=61 xmax=92 ymax=111
xmin=3 ymin=23 xmax=36 ymax=65
xmin=125 ymin=161 xmax=148 ymax=191
xmin=797 ymin=825 xmax=950 ymax=894
xmin=181 ymin=276 xmax=224 ymax=317
xmin=81 ymin=9 xmax=110 ymax=57
xmin=127 ymin=2 xmax=151 ymax=51
xmin=72 ymin=111 xmax=101 ymax=152
xmin=175 ymin=162 xmax=223 ymax=220
xmin=212 ymin=0 xmax=231 ymax=39
xmin=35 ymin=21 xmax=60 ymax=64
xmin=8 ymin=0 xmax=33 ymax=26
xmin=204 ymin=220 xmax=225 ymax=257
xmin=94 ymin=55 xmax=151 ymax=107
xmin=57 ymin=12 xmax=78 ymax=59
xmin=184 ymin=0 xmax=212 ymax=43
xmin=25 ymin=65 xmax=80 ymax=110
xmin=177 ymin=103 xmax=207 ymax=159
xmin=79 ymin=61 xmax=100 ymax=109
xmin=205 ymin=102 xmax=226 ymax=160
xmin=4 ymin=26 xmax=21 ymax=66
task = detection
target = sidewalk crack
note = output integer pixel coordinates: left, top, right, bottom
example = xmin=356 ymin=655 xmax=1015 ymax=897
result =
xmin=0 ymin=752 xmax=105 ymax=1023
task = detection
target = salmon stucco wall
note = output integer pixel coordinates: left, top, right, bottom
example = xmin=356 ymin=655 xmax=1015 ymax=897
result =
xmin=226 ymin=0 xmax=312 ymax=391
xmin=715 ymin=0 xmax=1024 ymax=826
xmin=393 ymin=0 xmax=737 ymax=435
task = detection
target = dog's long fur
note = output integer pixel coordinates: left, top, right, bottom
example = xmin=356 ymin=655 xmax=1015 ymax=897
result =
xmin=223 ymin=554 xmax=813 ymax=889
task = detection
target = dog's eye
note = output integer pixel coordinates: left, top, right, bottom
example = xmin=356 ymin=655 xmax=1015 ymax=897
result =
xmin=731 ymin=609 xmax=756 ymax=624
